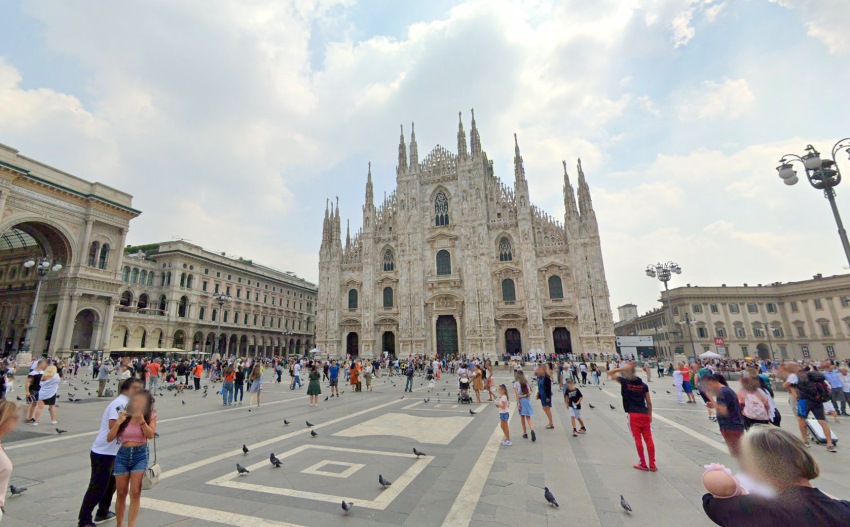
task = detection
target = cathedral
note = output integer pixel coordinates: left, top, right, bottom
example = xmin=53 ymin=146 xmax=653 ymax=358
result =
xmin=316 ymin=111 xmax=615 ymax=359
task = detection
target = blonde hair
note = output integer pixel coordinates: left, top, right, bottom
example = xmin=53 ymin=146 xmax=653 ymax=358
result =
xmin=41 ymin=365 xmax=58 ymax=381
xmin=742 ymin=426 xmax=819 ymax=484
xmin=0 ymin=400 xmax=18 ymax=431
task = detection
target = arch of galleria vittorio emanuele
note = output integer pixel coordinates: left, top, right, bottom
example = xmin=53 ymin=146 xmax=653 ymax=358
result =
xmin=0 ymin=143 xmax=137 ymax=359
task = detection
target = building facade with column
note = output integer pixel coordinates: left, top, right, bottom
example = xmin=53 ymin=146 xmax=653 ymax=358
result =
xmin=642 ymin=273 xmax=850 ymax=361
xmin=112 ymin=241 xmax=317 ymax=357
xmin=0 ymin=143 xmax=138 ymax=357
xmin=316 ymin=111 xmax=615 ymax=359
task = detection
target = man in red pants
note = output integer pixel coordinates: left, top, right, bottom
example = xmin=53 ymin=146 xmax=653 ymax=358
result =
xmin=608 ymin=363 xmax=656 ymax=471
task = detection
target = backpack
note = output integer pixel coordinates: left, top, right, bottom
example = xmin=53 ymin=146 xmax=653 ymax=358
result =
xmin=798 ymin=372 xmax=831 ymax=403
xmin=742 ymin=392 xmax=769 ymax=421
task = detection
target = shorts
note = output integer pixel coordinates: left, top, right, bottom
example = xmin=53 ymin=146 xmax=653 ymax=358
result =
xmin=41 ymin=395 xmax=56 ymax=406
xmin=797 ymin=400 xmax=826 ymax=421
xmin=540 ymin=395 xmax=552 ymax=408
xmin=329 ymin=378 xmax=338 ymax=387
xmin=113 ymin=444 xmax=149 ymax=475
xmin=569 ymin=407 xmax=581 ymax=419
xmin=499 ymin=412 xmax=509 ymax=422
xmin=683 ymin=381 xmax=693 ymax=394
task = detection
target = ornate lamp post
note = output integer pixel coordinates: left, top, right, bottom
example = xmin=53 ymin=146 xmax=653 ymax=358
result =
xmin=20 ymin=257 xmax=63 ymax=355
xmin=645 ymin=262 xmax=682 ymax=359
xmin=777 ymin=139 xmax=850 ymax=266
xmin=212 ymin=292 xmax=231 ymax=356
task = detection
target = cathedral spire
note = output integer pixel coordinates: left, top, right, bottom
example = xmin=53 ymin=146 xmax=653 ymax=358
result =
xmin=576 ymin=158 xmax=596 ymax=220
xmin=365 ymin=161 xmax=374 ymax=209
xmin=409 ymin=123 xmax=419 ymax=170
xmin=345 ymin=219 xmax=350 ymax=248
xmin=470 ymin=108 xmax=482 ymax=159
xmin=457 ymin=112 xmax=468 ymax=160
xmin=397 ymin=124 xmax=408 ymax=175
xmin=513 ymin=133 xmax=526 ymax=183
xmin=563 ymin=161 xmax=578 ymax=221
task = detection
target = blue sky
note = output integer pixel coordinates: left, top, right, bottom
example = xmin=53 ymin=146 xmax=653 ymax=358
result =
xmin=1 ymin=0 xmax=849 ymax=316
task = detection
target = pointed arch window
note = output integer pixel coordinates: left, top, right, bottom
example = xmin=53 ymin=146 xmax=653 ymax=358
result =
xmin=435 ymin=192 xmax=449 ymax=226
xmin=88 ymin=241 xmax=100 ymax=267
xmin=383 ymin=248 xmax=395 ymax=272
xmin=498 ymin=237 xmax=512 ymax=262
xmin=502 ymin=278 xmax=516 ymax=302
xmin=436 ymin=250 xmax=451 ymax=275
xmin=98 ymin=244 xmax=110 ymax=270
xmin=548 ymin=275 xmax=564 ymax=299
xmin=383 ymin=287 xmax=394 ymax=308
xmin=348 ymin=289 xmax=359 ymax=309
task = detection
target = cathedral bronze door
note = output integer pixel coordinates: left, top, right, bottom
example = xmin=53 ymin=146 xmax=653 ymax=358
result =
xmin=505 ymin=328 xmax=522 ymax=355
xmin=346 ymin=332 xmax=359 ymax=357
xmin=553 ymin=327 xmax=572 ymax=356
xmin=436 ymin=315 xmax=458 ymax=356
xmin=382 ymin=331 xmax=396 ymax=358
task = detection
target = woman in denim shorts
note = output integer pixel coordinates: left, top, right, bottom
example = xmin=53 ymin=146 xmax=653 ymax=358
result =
xmin=108 ymin=390 xmax=157 ymax=527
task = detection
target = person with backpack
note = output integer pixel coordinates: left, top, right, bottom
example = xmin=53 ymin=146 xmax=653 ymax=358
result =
xmin=783 ymin=365 xmax=837 ymax=452
xmin=737 ymin=376 xmax=771 ymax=429
xmin=404 ymin=362 xmax=415 ymax=392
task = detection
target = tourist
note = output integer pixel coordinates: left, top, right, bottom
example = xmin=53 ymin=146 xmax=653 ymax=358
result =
xmin=590 ymin=363 xmax=600 ymax=386
xmin=146 ymin=359 xmax=161 ymax=392
xmin=839 ymin=367 xmax=850 ymax=416
xmin=822 ymin=361 xmax=845 ymax=416
xmin=495 ymin=384 xmax=511 ymax=446
xmin=485 ymin=360 xmax=496 ymax=401
xmin=565 ymin=379 xmax=587 ymax=437
xmin=0 ymin=400 xmax=18 ymax=521
xmin=702 ymin=426 xmax=850 ymax=525
xmin=307 ymin=363 xmax=322 ymax=406
xmin=608 ymin=363 xmax=656 ymax=471
xmin=680 ymin=362 xmax=696 ymax=404
xmin=471 ymin=365 xmax=484 ymax=403
xmin=233 ymin=361 xmax=245 ymax=405
xmin=107 ymin=389 xmax=157 ymax=527
xmin=25 ymin=359 xmax=46 ymax=422
xmin=247 ymin=364 xmax=263 ymax=410
xmin=221 ymin=365 xmax=235 ymax=406
xmin=672 ymin=366 xmax=684 ymax=403
xmin=782 ymin=365 xmax=836 ymax=452
xmin=291 ymin=361 xmax=302 ymax=390
xmin=700 ymin=374 xmax=746 ymax=457
xmin=580 ymin=361 xmax=588 ymax=385
xmin=32 ymin=365 xmax=60 ymax=426
xmin=78 ymin=378 xmax=143 ymax=527
xmin=696 ymin=363 xmax=717 ymax=422
xmin=737 ymin=376 xmax=771 ymax=429
xmin=404 ymin=361 xmax=414 ymax=393
xmin=192 ymin=361 xmax=203 ymax=391
xmin=329 ymin=360 xmax=340 ymax=397
xmin=513 ymin=370 xmax=536 ymax=442
xmin=535 ymin=364 xmax=554 ymax=429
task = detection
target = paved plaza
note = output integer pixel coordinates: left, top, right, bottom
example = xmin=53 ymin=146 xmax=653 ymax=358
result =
xmin=2 ymin=369 xmax=849 ymax=527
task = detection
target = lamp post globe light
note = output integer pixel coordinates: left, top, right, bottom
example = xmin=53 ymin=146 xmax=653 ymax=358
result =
xmin=20 ymin=256 xmax=63 ymax=355
xmin=777 ymin=139 xmax=850 ymax=266
xmin=212 ymin=292 xmax=232 ymax=356
xmin=645 ymin=262 xmax=682 ymax=359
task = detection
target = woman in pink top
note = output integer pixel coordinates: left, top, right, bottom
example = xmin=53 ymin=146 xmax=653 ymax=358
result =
xmin=0 ymin=400 xmax=19 ymax=520
xmin=107 ymin=390 xmax=157 ymax=527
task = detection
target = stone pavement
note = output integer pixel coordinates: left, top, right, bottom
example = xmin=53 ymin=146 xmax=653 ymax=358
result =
xmin=2 ymin=369 xmax=849 ymax=527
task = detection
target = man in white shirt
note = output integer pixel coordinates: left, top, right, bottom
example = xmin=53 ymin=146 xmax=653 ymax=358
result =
xmin=77 ymin=377 xmax=142 ymax=527
xmin=291 ymin=362 xmax=302 ymax=390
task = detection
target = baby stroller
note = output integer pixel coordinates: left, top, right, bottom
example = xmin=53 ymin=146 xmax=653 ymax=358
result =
xmin=458 ymin=377 xmax=472 ymax=404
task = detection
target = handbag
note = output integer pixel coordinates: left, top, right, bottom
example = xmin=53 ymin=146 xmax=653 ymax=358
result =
xmin=142 ymin=435 xmax=161 ymax=490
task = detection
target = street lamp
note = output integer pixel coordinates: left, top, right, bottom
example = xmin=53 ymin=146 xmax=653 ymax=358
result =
xmin=777 ymin=139 xmax=850 ymax=266
xmin=20 ymin=257 xmax=63 ymax=355
xmin=645 ymin=262 xmax=682 ymax=360
xmin=212 ymin=292 xmax=232 ymax=356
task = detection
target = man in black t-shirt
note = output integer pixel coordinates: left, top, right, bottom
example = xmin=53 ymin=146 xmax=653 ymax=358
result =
xmin=699 ymin=374 xmax=746 ymax=457
xmin=608 ymin=364 xmax=656 ymax=471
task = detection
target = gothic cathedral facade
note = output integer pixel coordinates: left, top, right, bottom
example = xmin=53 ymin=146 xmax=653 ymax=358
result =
xmin=316 ymin=112 xmax=614 ymax=359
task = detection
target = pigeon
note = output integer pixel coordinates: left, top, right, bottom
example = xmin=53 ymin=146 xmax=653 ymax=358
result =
xmin=469 ymin=409 xmax=476 ymax=415
xmin=341 ymin=500 xmax=353 ymax=516
xmin=270 ymin=453 xmax=282 ymax=468
xmin=182 ymin=400 xmax=186 ymax=405
xmin=56 ymin=428 xmax=68 ymax=434
xmin=666 ymin=390 xmax=671 ymax=394
xmin=609 ymin=404 xmax=616 ymax=410
xmin=620 ymin=495 xmax=632 ymax=513
xmin=378 ymin=474 xmax=392 ymax=488
xmin=203 ymin=393 xmax=208 ymax=398
xmin=242 ymin=444 xmax=249 ymax=455
xmin=283 ymin=420 xmax=290 ymax=426
xmin=236 ymin=464 xmax=250 ymax=475
xmin=651 ymin=390 xmax=656 ymax=394
xmin=413 ymin=448 xmax=426 ymax=458
xmin=9 ymin=485 xmax=27 ymax=496
xmin=401 ymin=396 xmax=404 ymax=399
xmin=423 ymin=398 xmax=429 ymax=403
xmin=324 ymin=396 xmax=328 ymax=401
xmin=588 ymin=404 xmax=595 ymax=409
xmin=306 ymin=421 xmax=314 ymax=428
xmin=544 ymin=487 xmax=559 ymax=508
xmin=310 ymin=430 xmax=318 ymax=438
xmin=15 ymin=396 xmax=21 ymax=401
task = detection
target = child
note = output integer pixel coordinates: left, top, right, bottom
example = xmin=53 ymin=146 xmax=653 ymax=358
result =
xmin=496 ymin=384 xmax=511 ymax=446
xmin=565 ymin=379 xmax=586 ymax=437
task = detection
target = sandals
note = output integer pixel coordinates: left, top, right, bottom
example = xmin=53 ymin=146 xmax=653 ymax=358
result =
xmin=545 ymin=424 xmax=555 ymax=429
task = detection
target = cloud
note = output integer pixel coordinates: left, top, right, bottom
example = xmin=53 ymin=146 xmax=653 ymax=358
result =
xmin=770 ymin=0 xmax=850 ymax=55
xmin=675 ymin=78 xmax=755 ymax=120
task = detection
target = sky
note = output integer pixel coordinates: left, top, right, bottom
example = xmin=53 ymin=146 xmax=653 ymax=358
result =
xmin=1 ymin=0 xmax=849 ymax=319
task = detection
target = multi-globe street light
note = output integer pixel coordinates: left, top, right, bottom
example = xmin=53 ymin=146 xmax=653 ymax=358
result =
xmin=645 ymin=262 xmax=682 ymax=359
xmin=212 ymin=292 xmax=232 ymax=356
xmin=777 ymin=139 xmax=850 ymax=266
xmin=20 ymin=256 xmax=63 ymax=354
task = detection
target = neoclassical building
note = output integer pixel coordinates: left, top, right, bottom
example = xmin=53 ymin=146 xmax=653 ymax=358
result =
xmin=111 ymin=241 xmax=317 ymax=357
xmin=316 ymin=112 xmax=615 ymax=359
xmin=0 ymin=142 xmax=138 ymax=356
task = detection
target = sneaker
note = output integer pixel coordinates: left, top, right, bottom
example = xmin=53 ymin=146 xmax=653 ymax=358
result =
xmin=531 ymin=430 xmax=536 ymax=442
xmin=572 ymin=431 xmax=578 ymax=437
xmin=522 ymin=433 xmax=528 ymax=439
xmin=827 ymin=445 xmax=837 ymax=453
xmin=94 ymin=511 xmax=116 ymax=523
xmin=633 ymin=463 xmax=650 ymax=471
xmin=501 ymin=440 xmax=512 ymax=446
xmin=803 ymin=441 xmax=812 ymax=448
xmin=79 ymin=522 xmax=97 ymax=527
xmin=50 ymin=421 xmax=58 ymax=425
xmin=32 ymin=422 xmax=38 ymax=426
xmin=579 ymin=427 xmax=587 ymax=434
